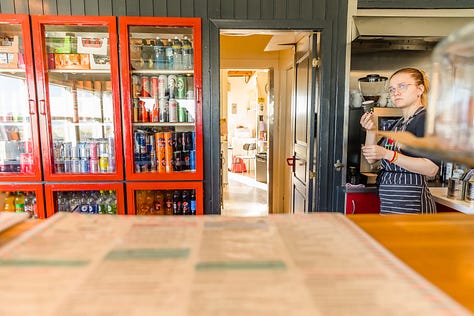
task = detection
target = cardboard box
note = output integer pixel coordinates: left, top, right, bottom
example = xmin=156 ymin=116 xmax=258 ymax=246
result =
xmin=89 ymin=54 xmax=110 ymax=70
xmin=0 ymin=36 xmax=19 ymax=53
xmin=47 ymin=36 xmax=76 ymax=54
xmin=0 ymin=52 xmax=18 ymax=69
xmin=77 ymin=37 xmax=108 ymax=55
xmin=54 ymin=53 xmax=90 ymax=70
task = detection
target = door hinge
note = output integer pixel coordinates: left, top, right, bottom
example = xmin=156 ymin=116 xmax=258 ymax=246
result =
xmin=309 ymin=171 xmax=316 ymax=179
xmin=312 ymin=58 xmax=320 ymax=68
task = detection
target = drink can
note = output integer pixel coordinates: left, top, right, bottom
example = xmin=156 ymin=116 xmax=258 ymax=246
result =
xmin=78 ymin=142 xmax=90 ymax=159
xmin=146 ymin=134 xmax=155 ymax=154
xmin=168 ymin=74 xmax=177 ymax=98
xmin=63 ymin=158 xmax=71 ymax=173
xmin=169 ymin=98 xmax=177 ymax=122
xmin=177 ymin=75 xmax=186 ymax=99
xmin=155 ymin=132 xmax=166 ymax=173
xmin=164 ymin=132 xmax=173 ymax=173
xmin=89 ymin=141 xmax=98 ymax=159
xmin=158 ymin=75 xmax=167 ymax=97
xmin=190 ymin=150 xmax=196 ymax=171
xmin=182 ymin=150 xmax=190 ymax=170
xmin=150 ymin=151 xmax=157 ymax=172
xmin=70 ymin=146 xmax=78 ymax=159
xmin=108 ymin=156 xmax=116 ymax=172
xmin=63 ymin=142 xmax=73 ymax=158
xmin=71 ymin=158 xmax=80 ymax=173
xmin=178 ymin=106 xmax=187 ymax=123
xmin=140 ymin=76 xmax=151 ymax=97
xmin=134 ymin=153 xmax=142 ymax=173
xmin=173 ymin=132 xmax=183 ymax=152
xmin=134 ymin=131 xmax=147 ymax=154
xmin=151 ymin=76 xmax=159 ymax=98
xmin=20 ymin=153 xmax=33 ymax=173
xmin=90 ymin=158 xmax=99 ymax=173
xmin=99 ymin=140 xmax=108 ymax=156
xmin=23 ymin=140 xmax=33 ymax=153
xmin=159 ymin=97 xmax=168 ymax=122
xmin=80 ymin=158 xmax=90 ymax=173
xmin=107 ymin=137 xmax=115 ymax=157
xmin=173 ymin=151 xmax=182 ymax=171
xmin=99 ymin=155 xmax=109 ymax=172
xmin=184 ymin=131 xmax=195 ymax=151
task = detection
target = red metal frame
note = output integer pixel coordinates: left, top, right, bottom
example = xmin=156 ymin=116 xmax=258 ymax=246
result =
xmin=0 ymin=14 xmax=42 ymax=181
xmin=44 ymin=182 xmax=125 ymax=218
xmin=31 ymin=15 xmax=123 ymax=181
xmin=126 ymin=181 xmax=203 ymax=215
xmin=0 ymin=183 xmax=45 ymax=218
xmin=119 ymin=17 xmax=203 ymax=181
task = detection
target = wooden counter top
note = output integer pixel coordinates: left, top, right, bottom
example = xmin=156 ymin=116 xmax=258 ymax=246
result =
xmin=349 ymin=212 xmax=474 ymax=313
xmin=0 ymin=213 xmax=472 ymax=315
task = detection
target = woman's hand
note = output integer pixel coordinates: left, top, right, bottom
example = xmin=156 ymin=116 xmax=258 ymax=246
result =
xmin=360 ymin=112 xmax=376 ymax=131
xmin=361 ymin=144 xmax=391 ymax=163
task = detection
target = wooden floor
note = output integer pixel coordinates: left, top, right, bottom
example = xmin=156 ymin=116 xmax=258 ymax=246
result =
xmin=221 ymin=169 xmax=268 ymax=216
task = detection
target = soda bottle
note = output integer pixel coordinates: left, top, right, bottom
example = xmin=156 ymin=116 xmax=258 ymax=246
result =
xmin=3 ymin=192 xmax=15 ymax=212
xmin=24 ymin=191 xmax=36 ymax=218
xmin=172 ymin=190 xmax=181 ymax=215
xmin=69 ymin=191 xmax=81 ymax=212
xmin=97 ymin=190 xmax=107 ymax=214
xmin=141 ymin=39 xmax=154 ymax=69
xmin=153 ymin=37 xmax=166 ymax=70
xmin=164 ymin=191 xmax=173 ymax=215
xmin=57 ymin=192 xmax=70 ymax=212
xmin=80 ymin=191 xmax=90 ymax=213
xmin=165 ymin=39 xmax=174 ymax=70
xmin=14 ymin=191 xmax=25 ymax=213
xmin=181 ymin=190 xmax=191 ymax=215
xmin=172 ymin=37 xmax=183 ymax=70
xmin=154 ymin=190 xmax=164 ymax=215
xmin=145 ymin=190 xmax=154 ymax=215
xmin=106 ymin=190 xmax=117 ymax=215
xmin=87 ymin=190 xmax=99 ymax=214
xmin=190 ymin=189 xmax=196 ymax=215
xmin=181 ymin=36 xmax=193 ymax=70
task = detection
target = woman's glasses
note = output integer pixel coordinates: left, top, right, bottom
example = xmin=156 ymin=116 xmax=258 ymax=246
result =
xmin=388 ymin=83 xmax=416 ymax=95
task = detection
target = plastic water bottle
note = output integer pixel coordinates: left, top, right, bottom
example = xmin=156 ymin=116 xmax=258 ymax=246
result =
xmin=172 ymin=37 xmax=183 ymax=70
xmin=181 ymin=36 xmax=193 ymax=70
xmin=153 ymin=37 xmax=166 ymax=70
xmin=165 ymin=39 xmax=174 ymax=70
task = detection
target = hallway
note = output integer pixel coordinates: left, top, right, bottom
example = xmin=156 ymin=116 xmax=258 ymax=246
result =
xmin=221 ymin=170 xmax=268 ymax=217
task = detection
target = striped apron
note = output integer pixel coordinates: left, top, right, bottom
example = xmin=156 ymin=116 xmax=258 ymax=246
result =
xmin=378 ymin=107 xmax=436 ymax=214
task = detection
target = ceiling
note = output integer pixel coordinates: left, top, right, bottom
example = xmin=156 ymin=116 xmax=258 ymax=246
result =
xmin=220 ymin=29 xmax=310 ymax=51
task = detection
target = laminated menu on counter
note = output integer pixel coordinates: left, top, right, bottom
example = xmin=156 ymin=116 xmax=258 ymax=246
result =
xmin=0 ymin=213 xmax=470 ymax=315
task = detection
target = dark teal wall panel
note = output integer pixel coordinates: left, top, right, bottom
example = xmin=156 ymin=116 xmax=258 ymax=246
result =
xmin=167 ymin=0 xmax=180 ymax=16
xmin=153 ymin=0 xmax=167 ymax=16
xmin=43 ymin=0 xmax=57 ymax=15
xmin=71 ymin=0 xmax=85 ymax=15
xmin=287 ymin=0 xmax=300 ymax=19
xmin=181 ymin=0 xmax=194 ymax=17
xmin=57 ymin=1 xmax=71 ymax=15
xmin=125 ymin=0 xmax=139 ymax=15
xmin=220 ymin=0 xmax=233 ymax=18
xmin=15 ymin=0 xmax=30 ymax=14
xmin=140 ymin=0 xmax=154 ymax=16
xmin=98 ymin=0 xmax=113 ymax=15
xmin=248 ymin=0 xmax=261 ymax=19
xmin=0 ymin=0 xmax=15 ymax=14
xmin=274 ymin=0 xmax=286 ymax=19
xmin=261 ymin=0 xmax=274 ymax=19
xmin=113 ymin=0 xmax=126 ymax=16
xmin=85 ymin=0 xmax=99 ymax=15
xmin=233 ymin=0 xmax=246 ymax=19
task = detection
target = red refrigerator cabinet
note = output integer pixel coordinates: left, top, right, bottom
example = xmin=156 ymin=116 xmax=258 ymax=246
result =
xmin=119 ymin=17 xmax=203 ymax=182
xmin=0 ymin=14 xmax=41 ymax=182
xmin=31 ymin=15 xmax=123 ymax=182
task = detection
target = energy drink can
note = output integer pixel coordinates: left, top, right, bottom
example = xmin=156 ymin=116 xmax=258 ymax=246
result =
xmin=164 ymin=132 xmax=173 ymax=173
xmin=173 ymin=132 xmax=183 ymax=152
xmin=159 ymin=97 xmax=168 ymax=122
xmin=99 ymin=155 xmax=109 ymax=172
xmin=78 ymin=142 xmax=89 ymax=159
xmin=169 ymin=98 xmax=177 ymax=122
xmin=134 ymin=131 xmax=147 ymax=154
xmin=184 ymin=132 xmax=195 ymax=151
xmin=158 ymin=75 xmax=167 ymax=97
xmin=182 ymin=150 xmax=190 ymax=170
xmin=168 ymin=74 xmax=177 ymax=98
xmin=173 ymin=151 xmax=182 ymax=171
xmin=190 ymin=150 xmax=196 ymax=171
xmin=177 ymin=75 xmax=186 ymax=99
xmin=155 ymin=132 xmax=166 ymax=173
xmin=178 ymin=106 xmax=187 ymax=123
xmin=80 ymin=158 xmax=90 ymax=173
xmin=140 ymin=76 xmax=151 ymax=97
xmin=90 ymin=158 xmax=99 ymax=173
xmin=89 ymin=141 xmax=98 ymax=159
xmin=151 ymin=76 xmax=159 ymax=98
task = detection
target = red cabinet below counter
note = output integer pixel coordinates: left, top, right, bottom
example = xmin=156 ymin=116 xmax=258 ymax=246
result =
xmin=345 ymin=191 xmax=380 ymax=215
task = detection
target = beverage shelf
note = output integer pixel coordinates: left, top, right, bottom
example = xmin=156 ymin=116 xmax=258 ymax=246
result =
xmin=131 ymin=69 xmax=193 ymax=75
xmin=133 ymin=122 xmax=194 ymax=127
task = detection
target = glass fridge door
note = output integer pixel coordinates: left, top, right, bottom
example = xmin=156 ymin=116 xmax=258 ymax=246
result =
xmin=120 ymin=17 xmax=202 ymax=181
xmin=32 ymin=16 xmax=122 ymax=181
xmin=0 ymin=15 xmax=41 ymax=181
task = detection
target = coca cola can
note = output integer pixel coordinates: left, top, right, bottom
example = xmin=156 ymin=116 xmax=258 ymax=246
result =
xmin=89 ymin=141 xmax=98 ymax=159
xmin=158 ymin=75 xmax=167 ymax=98
xmin=140 ymin=76 xmax=151 ymax=97
xmin=151 ymin=76 xmax=159 ymax=98
xmin=20 ymin=153 xmax=33 ymax=174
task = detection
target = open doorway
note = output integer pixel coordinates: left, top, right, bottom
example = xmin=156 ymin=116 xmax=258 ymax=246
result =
xmin=219 ymin=30 xmax=315 ymax=216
